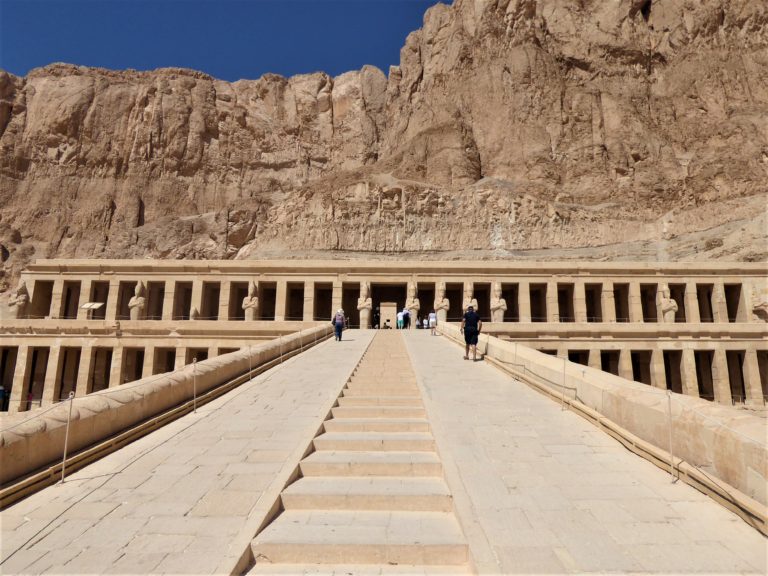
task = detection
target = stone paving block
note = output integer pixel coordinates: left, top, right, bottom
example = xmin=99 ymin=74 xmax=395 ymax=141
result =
xmin=494 ymin=545 xmax=569 ymax=574
xmin=153 ymin=549 xmax=222 ymax=574
xmin=188 ymin=489 xmax=260 ymax=517
xmin=103 ymin=551 xmax=168 ymax=574
xmin=73 ymin=517 xmax=148 ymax=549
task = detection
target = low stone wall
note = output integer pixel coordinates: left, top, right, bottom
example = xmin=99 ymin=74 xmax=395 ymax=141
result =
xmin=440 ymin=324 xmax=767 ymax=508
xmin=0 ymin=326 xmax=331 ymax=486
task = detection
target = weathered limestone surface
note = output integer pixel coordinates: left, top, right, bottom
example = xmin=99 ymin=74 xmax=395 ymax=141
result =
xmin=1 ymin=0 xmax=767 ymax=293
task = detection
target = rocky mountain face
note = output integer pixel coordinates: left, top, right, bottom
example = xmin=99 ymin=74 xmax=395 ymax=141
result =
xmin=1 ymin=0 xmax=766 ymax=291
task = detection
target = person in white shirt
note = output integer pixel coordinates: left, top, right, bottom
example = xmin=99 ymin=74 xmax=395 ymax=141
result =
xmin=428 ymin=310 xmax=438 ymax=335
xmin=396 ymin=310 xmax=404 ymax=329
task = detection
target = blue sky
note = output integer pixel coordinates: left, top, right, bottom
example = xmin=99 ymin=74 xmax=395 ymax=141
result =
xmin=0 ymin=0 xmax=441 ymax=80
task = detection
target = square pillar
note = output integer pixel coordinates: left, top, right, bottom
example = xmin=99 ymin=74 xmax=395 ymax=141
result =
xmin=303 ymin=281 xmax=315 ymax=321
xmin=601 ymin=282 xmax=616 ymax=323
xmin=49 ymin=279 xmax=65 ymax=319
xmin=75 ymin=346 xmax=94 ymax=397
xmin=742 ymin=349 xmax=764 ymax=405
xmin=208 ymin=345 xmax=218 ymax=360
xmin=108 ymin=347 xmax=124 ymax=388
xmin=174 ymin=348 xmax=187 ymax=371
xmin=76 ymin=279 xmax=94 ymax=320
xmin=574 ymin=280 xmax=587 ymax=323
xmin=629 ymin=282 xmax=644 ymax=323
xmin=104 ymin=280 xmax=121 ymax=321
xmin=618 ymin=349 xmax=634 ymax=381
xmin=218 ymin=281 xmax=231 ymax=322
xmin=331 ymin=281 xmax=343 ymax=317
xmin=711 ymin=349 xmax=732 ymax=404
xmin=142 ymin=345 xmax=155 ymax=378
xmin=190 ymin=280 xmax=204 ymax=318
xmin=650 ymin=349 xmax=667 ymax=390
xmin=7 ymin=346 xmax=31 ymax=413
xmin=588 ymin=349 xmax=602 ymax=370
xmin=161 ymin=280 xmax=176 ymax=320
xmin=274 ymin=280 xmax=288 ymax=322
xmin=41 ymin=346 xmax=63 ymax=406
xmin=680 ymin=348 xmax=699 ymax=397
xmin=518 ymin=281 xmax=531 ymax=322
xmin=546 ymin=281 xmax=559 ymax=323
xmin=712 ymin=282 xmax=729 ymax=323
xmin=684 ymin=282 xmax=700 ymax=323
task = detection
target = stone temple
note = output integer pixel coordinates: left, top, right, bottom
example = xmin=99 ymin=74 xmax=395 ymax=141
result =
xmin=1 ymin=0 xmax=768 ymax=573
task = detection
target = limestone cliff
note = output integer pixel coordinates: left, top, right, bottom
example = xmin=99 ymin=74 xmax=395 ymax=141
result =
xmin=1 ymin=0 xmax=767 ymax=291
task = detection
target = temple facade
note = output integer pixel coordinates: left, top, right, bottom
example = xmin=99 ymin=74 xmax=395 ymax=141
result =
xmin=1 ymin=259 xmax=766 ymax=412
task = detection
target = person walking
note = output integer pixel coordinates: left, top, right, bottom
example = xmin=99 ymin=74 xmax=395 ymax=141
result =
xmin=396 ymin=310 xmax=404 ymax=329
xmin=332 ymin=308 xmax=346 ymax=341
xmin=428 ymin=309 xmax=438 ymax=335
xmin=402 ymin=308 xmax=411 ymax=330
xmin=460 ymin=305 xmax=482 ymax=361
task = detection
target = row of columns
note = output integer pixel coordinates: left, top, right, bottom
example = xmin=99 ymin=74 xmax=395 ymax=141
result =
xmin=5 ymin=343 xmax=222 ymax=413
xmin=22 ymin=277 xmax=758 ymax=324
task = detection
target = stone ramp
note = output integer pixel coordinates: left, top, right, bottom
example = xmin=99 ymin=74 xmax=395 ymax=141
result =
xmin=403 ymin=331 xmax=768 ymax=575
xmin=250 ymin=331 xmax=470 ymax=574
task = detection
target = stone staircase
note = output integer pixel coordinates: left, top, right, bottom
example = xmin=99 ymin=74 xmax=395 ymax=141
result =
xmin=249 ymin=331 xmax=470 ymax=574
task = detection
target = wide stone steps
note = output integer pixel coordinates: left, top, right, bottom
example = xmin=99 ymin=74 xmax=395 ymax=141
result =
xmin=281 ymin=477 xmax=453 ymax=512
xmin=299 ymin=451 xmax=443 ymax=477
xmin=251 ymin=510 xmax=468 ymax=565
xmin=249 ymin=332 xmax=468 ymax=573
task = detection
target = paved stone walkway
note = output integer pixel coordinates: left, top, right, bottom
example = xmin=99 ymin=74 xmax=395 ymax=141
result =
xmin=404 ymin=331 xmax=767 ymax=574
xmin=0 ymin=332 xmax=375 ymax=575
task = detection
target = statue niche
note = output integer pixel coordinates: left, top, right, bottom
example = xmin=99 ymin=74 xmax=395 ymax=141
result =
xmin=128 ymin=281 xmax=146 ymax=321
xmin=242 ymin=281 xmax=260 ymax=321
xmin=434 ymin=282 xmax=450 ymax=323
xmin=9 ymin=281 xmax=30 ymax=319
xmin=405 ymin=281 xmax=421 ymax=328
xmin=490 ymin=282 xmax=507 ymax=323
xmin=357 ymin=282 xmax=372 ymax=329
xmin=657 ymin=284 xmax=678 ymax=323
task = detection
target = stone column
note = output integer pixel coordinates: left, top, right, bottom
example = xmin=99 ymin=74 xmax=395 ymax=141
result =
xmin=218 ymin=280 xmax=231 ymax=321
xmin=142 ymin=345 xmax=155 ymax=379
xmin=76 ymin=279 xmax=94 ymax=320
xmin=208 ymin=345 xmax=218 ymax=360
xmin=588 ymin=349 xmax=602 ymax=370
xmin=8 ymin=346 xmax=31 ymax=413
xmin=190 ymin=280 xmax=204 ymax=320
xmin=518 ymin=281 xmax=531 ymax=322
xmin=274 ymin=280 xmax=287 ymax=322
xmin=546 ymin=281 xmax=559 ymax=323
xmin=50 ymin=279 xmax=65 ymax=319
xmin=650 ymin=349 xmax=667 ymax=390
xmin=108 ymin=347 xmax=124 ymax=388
xmin=41 ymin=345 xmax=63 ymax=406
xmin=601 ymin=282 xmax=616 ymax=323
xmin=684 ymin=282 xmax=700 ymax=323
xmin=303 ymin=281 xmax=315 ymax=321
xmin=712 ymin=282 xmax=729 ymax=323
xmin=75 ymin=346 xmax=94 ymax=397
xmin=742 ymin=349 xmax=764 ymax=405
xmin=680 ymin=348 xmax=699 ymax=397
xmin=618 ymin=349 xmax=634 ymax=381
xmin=174 ymin=348 xmax=187 ymax=371
xmin=629 ymin=282 xmax=644 ymax=323
xmin=162 ymin=280 xmax=176 ymax=320
xmin=711 ymin=349 xmax=732 ymax=404
xmin=104 ymin=280 xmax=121 ymax=321
xmin=331 ymin=281 xmax=343 ymax=316
xmin=574 ymin=280 xmax=587 ymax=323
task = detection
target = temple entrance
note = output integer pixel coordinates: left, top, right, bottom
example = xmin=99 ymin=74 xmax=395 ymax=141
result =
xmin=342 ymin=283 xmax=361 ymax=328
xmin=371 ymin=284 xmax=407 ymax=328
xmin=416 ymin=285 xmax=435 ymax=325
xmin=474 ymin=283 xmax=491 ymax=322
xmin=445 ymin=283 xmax=463 ymax=321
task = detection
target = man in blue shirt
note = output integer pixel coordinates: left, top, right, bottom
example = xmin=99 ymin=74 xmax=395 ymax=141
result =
xmin=460 ymin=305 xmax=482 ymax=361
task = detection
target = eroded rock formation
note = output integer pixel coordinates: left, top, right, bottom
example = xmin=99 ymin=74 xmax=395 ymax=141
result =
xmin=1 ymin=0 xmax=767 ymax=291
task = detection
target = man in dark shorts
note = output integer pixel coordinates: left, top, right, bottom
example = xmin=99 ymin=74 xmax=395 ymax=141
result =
xmin=460 ymin=305 xmax=482 ymax=361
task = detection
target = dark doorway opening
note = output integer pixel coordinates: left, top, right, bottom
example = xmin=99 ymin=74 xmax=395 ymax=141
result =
xmin=558 ymin=284 xmax=575 ymax=322
xmin=30 ymin=281 xmax=54 ymax=319
xmin=89 ymin=348 xmax=113 ymax=393
xmin=474 ymin=283 xmax=491 ymax=322
xmin=694 ymin=350 xmax=715 ymax=401
xmin=631 ymin=351 xmax=652 ymax=385
xmin=445 ymin=283 xmax=463 ymax=321
xmin=585 ymin=284 xmax=602 ymax=322
xmin=371 ymin=284 xmax=407 ymax=317
xmin=697 ymin=284 xmax=714 ymax=322
xmin=153 ymin=348 xmax=176 ymax=375
xmin=122 ymin=348 xmax=145 ymax=384
xmin=417 ymin=285 xmax=435 ymax=324
xmin=342 ymin=283 xmax=361 ymax=328
xmin=314 ymin=283 xmax=333 ymax=321
xmin=146 ymin=281 xmax=165 ymax=320
xmin=601 ymin=351 xmax=620 ymax=376
xmin=186 ymin=348 xmax=209 ymax=364
xmin=117 ymin=281 xmax=137 ymax=320
xmin=229 ymin=282 xmax=248 ymax=320
xmin=568 ymin=350 xmax=589 ymax=366
xmin=173 ymin=282 xmax=193 ymax=320
xmin=259 ymin=282 xmax=277 ymax=320
xmin=286 ymin=283 xmax=305 ymax=321
xmin=726 ymin=350 xmax=746 ymax=403
xmin=0 ymin=347 xmax=19 ymax=411
xmin=57 ymin=347 xmax=81 ymax=401
xmin=662 ymin=350 xmax=683 ymax=394
xmin=89 ymin=281 xmax=109 ymax=320
xmin=614 ymin=283 xmax=630 ymax=323
xmin=640 ymin=284 xmax=657 ymax=322
xmin=501 ymin=284 xmax=519 ymax=322
xmin=757 ymin=351 xmax=768 ymax=403
xmin=23 ymin=347 xmax=49 ymax=411
xmin=62 ymin=281 xmax=81 ymax=319
xmin=201 ymin=282 xmax=221 ymax=320
xmin=724 ymin=284 xmax=743 ymax=323
xmin=669 ymin=284 xmax=686 ymax=322
xmin=530 ymin=284 xmax=548 ymax=323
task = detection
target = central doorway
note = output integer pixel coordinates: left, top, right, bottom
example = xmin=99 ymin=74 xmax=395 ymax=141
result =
xmin=371 ymin=283 xmax=407 ymax=329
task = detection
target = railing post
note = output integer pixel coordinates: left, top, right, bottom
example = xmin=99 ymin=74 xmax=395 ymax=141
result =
xmin=59 ymin=391 xmax=75 ymax=484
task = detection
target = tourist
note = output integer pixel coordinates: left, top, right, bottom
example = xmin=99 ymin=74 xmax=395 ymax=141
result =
xmin=332 ymin=308 xmax=346 ymax=341
xmin=402 ymin=308 xmax=411 ymax=329
xmin=460 ymin=305 xmax=482 ymax=361
xmin=429 ymin=309 xmax=437 ymax=335
xmin=396 ymin=310 xmax=404 ymax=329
xmin=422 ymin=316 xmax=428 ymax=330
